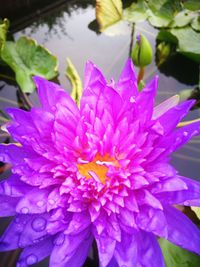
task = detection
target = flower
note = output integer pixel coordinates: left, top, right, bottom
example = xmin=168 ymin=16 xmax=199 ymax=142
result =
xmin=0 ymin=59 xmax=200 ymax=267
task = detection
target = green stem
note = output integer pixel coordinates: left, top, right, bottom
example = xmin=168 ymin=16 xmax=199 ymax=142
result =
xmin=17 ymin=88 xmax=33 ymax=110
xmin=137 ymin=67 xmax=145 ymax=84
xmin=198 ymin=65 xmax=200 ymax=89
xmin=0 ymin=96 xmax=18 ymax=106
xmin=0 ymin=73 xmax=15 ymax=81
xmin=0 ymin=116 xmax=9 ymax=122
xmin=129 ymin=23 xmax=135 ymax=57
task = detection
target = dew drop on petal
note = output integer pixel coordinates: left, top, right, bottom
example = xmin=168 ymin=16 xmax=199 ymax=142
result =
xmin=37 ymin=200 xmax=45 ymax=207
xmin=52 ymin=106 xmax=56 ymax=112
xmin=32 ymin=217 xmax=46 ymax=232
xmin=21 ymin=207 xmax=29 ymax=214
xmin=14 ymin=217 xmax=20 ymax=223
xmin=48 ymin=199 xmax=55 ymax=205
xmin=26 ymin=254 xmax=38 ymax=265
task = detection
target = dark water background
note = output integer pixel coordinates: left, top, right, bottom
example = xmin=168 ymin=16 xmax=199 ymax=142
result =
xmin=0 ymin=0 xmax=200 ymax=266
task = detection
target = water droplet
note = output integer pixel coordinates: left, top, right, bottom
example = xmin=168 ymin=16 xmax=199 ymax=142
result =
xmin=52 ymin=106 xmax=56 ymax=112
xmin=54 ymin=233 xmax=65 ymax=245
xmin=183 ymin=131 xmax=188 ymax=137
xmin=26 ymin=254 xmax=38 ymax=265
xmin=14 ymin=218 xmax=20 ymax=223
xmin=32 ymin=217 xmax=46 ymax=232
xmin=21 ymin=207 xmax=29 ymax=214
xmin=16 ymin=262 xmax=21 ymax=267
xmin=48 ymin=199 xmax=55 ymax=205
xmin=37 ymin=200 xmax=45 ymax=207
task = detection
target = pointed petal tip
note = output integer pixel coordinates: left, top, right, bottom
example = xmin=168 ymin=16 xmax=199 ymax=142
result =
xmin=84 ymin=60 xmax=106 ymax=89
xmin=32 ymin=75 xmax=44 ymax=85
xmin=121 ymin=58 xmax=137 ymax=79
xmin=85 ymin=60 xmax=97 ymax=73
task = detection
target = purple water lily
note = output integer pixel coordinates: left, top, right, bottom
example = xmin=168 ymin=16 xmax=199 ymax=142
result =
xmin=0 ymin=59 xmax=200 ymax=267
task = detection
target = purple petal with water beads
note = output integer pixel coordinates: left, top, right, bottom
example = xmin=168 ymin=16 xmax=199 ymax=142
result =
xmin=16 ymin=188 xmax=49 ymax=214
xmin=0 ymin=195 xmax=19 ymax=217
xmin=18 ymin=214 xmax=49 ymax=248
xmin=0 ymin=216 xmax=30 ymax=251
xmin=17 ymin=236 xmax=54 ymax=267
xmin=0 ymin=174 xmax=32 ymax=197
xmin=50 ymin=229 xmax=93 ymax=267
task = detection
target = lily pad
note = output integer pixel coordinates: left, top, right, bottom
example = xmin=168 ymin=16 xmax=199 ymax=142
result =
xmin=191 ymin=16 xmax=200 ymax=31
xmin=1 ymin=36 xmax=58 ymax=93
xmin=157 ymin=27 xmax=200 ymax=63
xmin=170 ymin=27 xmax=200 ymax=63
xmin=96 ymin=0 xmax=123 ymax=31
xmin=123 ymin=0 xmax=148 ymax=23
xmin=123 ymin=0 xmax=178 ymax=27
xmin=170 ymin=10 xmax=196 ymax=28
xmin=0 ymin=19 xmax=9 ymax=56
xmin=159 ymin=238 xmax=200 ymax=266
xmin=101 ymin=20 xmax=130 ymax=36
xmin=66 ymin=58 xmax=82 ymax=106
xmin=183 ymin=0 xmax=200 ymax=11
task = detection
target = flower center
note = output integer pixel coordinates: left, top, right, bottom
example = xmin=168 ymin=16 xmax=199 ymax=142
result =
xmin=77 ymin=154 xmax=120 ymax=184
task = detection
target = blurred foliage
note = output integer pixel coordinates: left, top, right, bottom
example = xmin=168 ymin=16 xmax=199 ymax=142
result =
xmin=96 ymin=0 xmax=123 ymax=30
xmin=159 ymin=238 xmax=200 ymax=266
xmin=66 ymin=58 xmax=82 ymax=106
xmin=0 ymin=19 xmax=9 ymax=56
xmin=0 ymin=21 xmax=58 ymax=93
xmin=96 ymin=0 xmax=200 ymax=63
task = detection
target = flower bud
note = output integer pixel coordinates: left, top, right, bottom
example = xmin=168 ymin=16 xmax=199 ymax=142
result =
xmin=157 ymin=42 xmax=171 ymax=66
xmin=131 ymin=34 xmax=153 ymax=67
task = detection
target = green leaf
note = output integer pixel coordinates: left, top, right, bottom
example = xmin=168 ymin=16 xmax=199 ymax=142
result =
xmin=123 ymin=0 xmax=148 ymax=23
xmin=96 ymin=0 xmax=123 ymax=31
xmin=124 ymin=0 xmax=182 ymax=28
xmin=183 ymin=0 xmax=200 ymax=11
xmin=147 ymin=0 xmax=179 ymax=27
xmin=147 ymin=9 xmax=172 ymax=28
xmin=159 ymin=238 xmax=200 ymax=266
xmin=66 ymin=58 xmax=82 ymax=106
xmin=170 ymin=10 xmax=196 ymax=28
xmin=101 ymin=20 xmax=130 ymax=36
xmin=0 ymin=19 xmax=9 ymax=56
xmin=170 ymin=27 xmax=200 ymax=62
xmin=1 ymin=36 xmax=58 ymax=93
xmin=157 ymin=30 xmax=178 ymax=44
xmin=191 ymin=16 xmax=200 ymax=31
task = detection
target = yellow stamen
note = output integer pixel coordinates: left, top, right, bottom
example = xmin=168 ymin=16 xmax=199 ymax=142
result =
xmin=77 ymin=154 xmax=120 ymax=184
